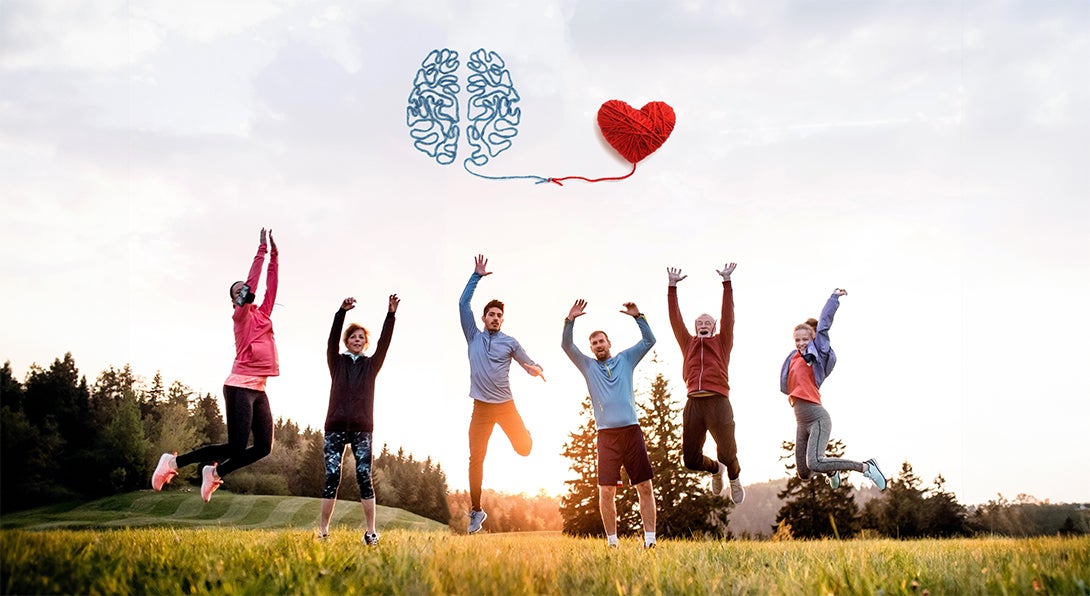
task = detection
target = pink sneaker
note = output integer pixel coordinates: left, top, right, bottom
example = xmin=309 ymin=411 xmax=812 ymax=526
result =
xmin=151 ymin=452 xmax=178 ymax=491
xmin=201 ymin=464 xmax=223 ymax=502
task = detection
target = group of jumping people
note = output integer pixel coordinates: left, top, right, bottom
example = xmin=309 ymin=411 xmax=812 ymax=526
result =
xmin=150 ymin=230 xmax=887 ymax=548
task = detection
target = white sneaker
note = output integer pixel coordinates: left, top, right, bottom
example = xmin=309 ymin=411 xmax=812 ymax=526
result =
xmin=729 ymin=477 xmax=745 ymax=504
xmin=362 ymin=532 xmax=380 ymax=546
xmin=151 ymin=452 xmax=178 ymax=491
xmin=200 ymin=464 xmax=223 ymax=502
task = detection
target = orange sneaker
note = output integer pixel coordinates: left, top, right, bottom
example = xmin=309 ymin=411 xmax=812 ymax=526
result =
xmin=201 ymin=464 xmax=223 ymax=502
xmin=151 ymin=452 xmax=178 ymax=491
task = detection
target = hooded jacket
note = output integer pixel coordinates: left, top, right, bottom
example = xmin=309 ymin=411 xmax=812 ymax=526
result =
xmin=230 ymin=242 xmax=279 ymax=377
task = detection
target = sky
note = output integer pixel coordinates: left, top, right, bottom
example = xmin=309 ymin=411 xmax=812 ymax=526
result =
xmin=2 ymin=0 xmax=1088 ymax=507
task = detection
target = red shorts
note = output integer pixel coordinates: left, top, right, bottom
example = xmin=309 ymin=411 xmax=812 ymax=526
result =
xmin=596 ymin=424 xmax=653 ymax=486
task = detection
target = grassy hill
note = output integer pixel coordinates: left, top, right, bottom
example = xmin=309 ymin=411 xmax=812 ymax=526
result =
xmin=0 ymin=490 xmax=447 ymax=533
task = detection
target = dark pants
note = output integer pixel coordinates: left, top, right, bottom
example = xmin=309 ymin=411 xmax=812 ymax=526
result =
xmin=177 ymin=385 xmax=274 ymax=477
xmin=682 ymin=395 xmax=740 ymax=479
xmin=468 ymin=399 xmax=532 ymax=510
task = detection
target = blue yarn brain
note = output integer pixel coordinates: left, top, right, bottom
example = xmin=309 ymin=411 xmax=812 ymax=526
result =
xmin=406 ymin=49 xmax=461 ymax=165
xmin=407 ymin=48 xmax=521 ymax=169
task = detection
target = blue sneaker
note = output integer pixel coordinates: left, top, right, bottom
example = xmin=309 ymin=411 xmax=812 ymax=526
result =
xmin=826 ymin=471 xmax=841 ymax=489
xmin=863 ymin=459 xmax=886 ymax=491
xmin=468 ymin=509 xmax=487 ymax=534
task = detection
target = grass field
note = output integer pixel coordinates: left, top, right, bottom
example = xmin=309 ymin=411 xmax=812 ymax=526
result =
xmin=2 ymin=492 xmax=1089 ymax=595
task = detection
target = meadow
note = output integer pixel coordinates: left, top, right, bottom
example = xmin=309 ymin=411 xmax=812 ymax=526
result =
xmin=2 ymin=492 xmax=1088 ymax=595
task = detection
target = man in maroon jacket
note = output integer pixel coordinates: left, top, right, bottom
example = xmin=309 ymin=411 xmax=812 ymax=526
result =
xmin=667 ymin=262 xmax=744 ymax=503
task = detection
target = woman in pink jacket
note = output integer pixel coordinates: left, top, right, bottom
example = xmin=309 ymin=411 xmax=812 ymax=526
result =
xmin=151 ymin=228 xmax=280 ymax=502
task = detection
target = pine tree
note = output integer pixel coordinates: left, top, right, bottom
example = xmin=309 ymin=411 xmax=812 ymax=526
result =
xmin=559 ymin=396 xmax=604 ymax=536
xmin=920 ymin=474 xmax=970 ymax=537
xmin=193 ymin=392 xmax=227 ymax=444
xmin=861 ymin=461 xmax=926 ymax=538
xmin=635 ymin=370 xmax=730 ymax=538
xmin=775 ymin=439 xmax=861 ymax=538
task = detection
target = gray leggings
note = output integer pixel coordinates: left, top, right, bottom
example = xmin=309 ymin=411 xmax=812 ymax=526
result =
xmin=792 ymin=399 xmax=865 ymax=479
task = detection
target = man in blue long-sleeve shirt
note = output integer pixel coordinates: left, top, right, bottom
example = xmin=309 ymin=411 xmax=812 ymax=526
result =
xmin=561 ymin=298 xmax=658 ymax=548
xmin=460 ymin=254 xmax=544 ymax=534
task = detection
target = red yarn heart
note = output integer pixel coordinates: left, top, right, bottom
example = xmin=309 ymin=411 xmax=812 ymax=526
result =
xmin=597 ymin=100 xmax=676 ymax=164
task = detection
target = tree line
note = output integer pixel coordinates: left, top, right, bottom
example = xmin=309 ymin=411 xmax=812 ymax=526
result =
xmin=556 ymin=360 xmax=1089 ymax=540
xmin=0 ymin=355 xmax=449 ymax=525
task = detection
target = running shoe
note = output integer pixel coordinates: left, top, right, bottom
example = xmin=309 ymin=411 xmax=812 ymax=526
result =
xmin=151 ymin=452 xmax=178 ymax=491
xmin=711 ymin=468 xmax=725 ymax=497
xmin=363 ymin=532 xmax=380 ymax=546
xmin=200 ymin=464 xmax=223 ymax=502
xmin=316 ymin=531 xmax=329 ymax=542
xmin=644 ymin=541 xmax=656 ymax=550
xmin=826 ymin=471 xmax=841 ymax=489
xmin=468 ymin=509 xmax=487 ymax=534
xmin=863 ymin=459 xmax=887 ymax=491
xmin=729 ymin=477 xmax=746 ymax=504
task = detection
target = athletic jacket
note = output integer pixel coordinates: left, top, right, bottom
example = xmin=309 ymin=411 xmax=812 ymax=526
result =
xmin=668 ymin=281 xmax=734 ymax=398
xmin=779 ymin=292 xmax=840 ymax=394
xmin=459 ymin=272 xmax=540 ymax=403
xmin=324 ymin=308 xmax=395 ymax=432
xmin=230 ymin=242 xmax=279 ymax=377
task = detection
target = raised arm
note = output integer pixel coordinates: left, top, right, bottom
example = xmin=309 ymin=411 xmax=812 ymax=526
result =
xmin=245 ymin=228 xmax=268 ymax=289
xmin=812 ymin=288 xmax=845 ymax=355
xmin=620 ymin=303 xmax=656 ymax=364
xmin=327 ymin=298 xmax=353 ymax=371
xmin=666 ymin=267 xmax=691 ymax=347
xmin=259 ymin=229 xmax=278 ymax=315
xmin=561 ymin=299 xmax=590 ymax=366
xmin=371 ymin=294 xmax=399 ymax=372
xmin=458 ymin=255 xmax=491 ymax=341
xmin=717 ymin=262 xmax=736 ymax=354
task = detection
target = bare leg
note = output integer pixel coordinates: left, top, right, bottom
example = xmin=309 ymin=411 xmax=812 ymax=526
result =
xmin=598 ymin=484 xmax=617 ymax=536
xmin=319 ymin=498 xmax=336 ymax=535
xmin=635 ymin=480 xmax=657 ymax=533
xmin=361 ymin=498 xmax=376 ymax=534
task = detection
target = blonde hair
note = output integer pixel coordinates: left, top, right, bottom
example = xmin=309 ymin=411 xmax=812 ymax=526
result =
xmin=794 ymin=318 xmax=818 ymax=338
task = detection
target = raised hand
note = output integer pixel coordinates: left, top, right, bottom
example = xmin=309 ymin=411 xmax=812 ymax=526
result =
xmin=834 ymin=288 xmax=848 ymax=297
xmin=341 ymin=297 xmax=357 ymax=311
xmin=567 ymin=299 xmax=588 ymax=321
xmin=667 ymin=267 xmax=687 ymax=286
xmin=521 ymin=362 xmax=546 ymax=382
xmin=620 ymin=302 xmax=640 ymax=317
xmin=268 ymin=229 xmax=277 ymax=252
xmin=717 ymin=262 xmax=737 ymax=281
xmin=388 ymin=294 xmax=400 ymax=313
xmin=474 ymin=254 xmax=492 ymax=277
xmin=260 ymin=227 xmax=267 ymax=246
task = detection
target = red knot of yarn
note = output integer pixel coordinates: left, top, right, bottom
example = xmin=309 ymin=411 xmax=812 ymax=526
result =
xmin=597 ymin=100 xmax=675 ymax=164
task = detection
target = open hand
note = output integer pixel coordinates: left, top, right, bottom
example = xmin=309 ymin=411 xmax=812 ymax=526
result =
xmin=474 ymin=254 xmax=492 ymax=277
xmin=567 ymin=299 xmax=587 ymax=321
xmin=667 ymin=267 xmax=687 ymax=286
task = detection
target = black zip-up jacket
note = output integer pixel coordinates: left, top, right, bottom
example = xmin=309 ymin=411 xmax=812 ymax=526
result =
xmin=324 ymin=308 xmax=395 ymax=432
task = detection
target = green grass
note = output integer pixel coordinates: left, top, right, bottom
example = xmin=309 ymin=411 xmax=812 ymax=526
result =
xmin=0 ymin=490 xmax=446 ymax=533
xmin=2 ymin=494 xmax=1089 ymax=594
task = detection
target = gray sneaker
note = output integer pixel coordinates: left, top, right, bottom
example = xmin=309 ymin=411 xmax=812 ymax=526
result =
xmin=826 ymin=471 xmax=841 ymax=489
xmin=362 ymin=532 xmax=379 ymax=546
xmin=468 ymin=509 xmax=487 ymax=534
xmin=863 ymin=459 xmax=887 ymax=491
xmin=711 ymin=469 xmax=725 ymax=496
xmin=729 ymin=477 xmax=745 ymax=504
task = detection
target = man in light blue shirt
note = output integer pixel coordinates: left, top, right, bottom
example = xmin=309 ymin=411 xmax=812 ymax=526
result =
xmin=460 ymin=254 xmax=544 ymax=533
xmin=561 ymin=298 xmax=658 ymax=548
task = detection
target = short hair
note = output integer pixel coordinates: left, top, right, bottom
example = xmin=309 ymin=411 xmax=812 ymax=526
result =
xmin=589 ymin=330 xmax=609 ymax=342
xmin=482 ymin=299 xmax=504 ymax=316
xmin=794 ymin=318 xmax=818 ymax=338
xmin=343 ymin=323 xmax=370 ymax=350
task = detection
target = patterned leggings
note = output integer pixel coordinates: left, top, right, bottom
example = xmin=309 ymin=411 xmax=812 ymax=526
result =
xmin=322 ymin=431 xmax=374 ymax=500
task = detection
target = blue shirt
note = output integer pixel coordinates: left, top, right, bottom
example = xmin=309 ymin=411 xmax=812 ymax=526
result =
xmin=459 ymin=272 xmax=539 ymax=403
xmin=562 ymin=315 xmax=656 ymax=430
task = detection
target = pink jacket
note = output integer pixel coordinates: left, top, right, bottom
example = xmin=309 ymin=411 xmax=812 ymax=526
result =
xmin=230 ymin=243 xmax=279 ymax=377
